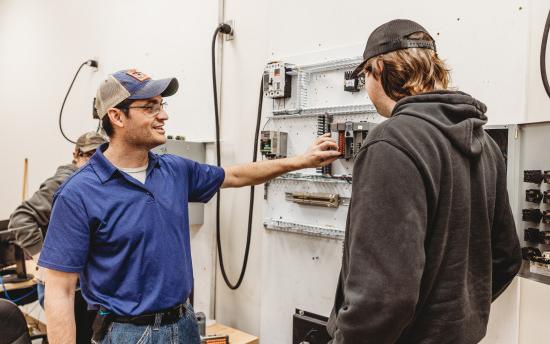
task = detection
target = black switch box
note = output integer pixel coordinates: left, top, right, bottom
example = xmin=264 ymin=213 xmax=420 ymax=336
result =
xmin=293 ymin=309 xmax=331 ymax=344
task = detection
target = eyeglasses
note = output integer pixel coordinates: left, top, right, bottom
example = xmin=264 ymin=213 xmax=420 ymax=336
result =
xmin=126 ymin=101 xmax=168 ymax=117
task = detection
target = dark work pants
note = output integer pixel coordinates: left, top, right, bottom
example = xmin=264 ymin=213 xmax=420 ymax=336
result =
xmin=74 ymin=289 xmax=97 ymax=344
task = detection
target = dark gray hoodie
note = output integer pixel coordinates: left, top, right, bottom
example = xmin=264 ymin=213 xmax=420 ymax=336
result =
xmin=8 ymin=164 xmax=77 ymax=256
xmin=327 ymin=91 xmax=522 ymax=344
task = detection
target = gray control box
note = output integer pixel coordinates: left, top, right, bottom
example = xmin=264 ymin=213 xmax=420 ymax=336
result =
xmin=487 ymin=122 xmax=550 ymax=286
xmin=153 ymin=140 xmax=207 ymax=225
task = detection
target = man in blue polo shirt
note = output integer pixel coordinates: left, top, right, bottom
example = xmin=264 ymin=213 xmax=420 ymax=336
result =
xmin=38 ymin=69 xmax=340 ymax=344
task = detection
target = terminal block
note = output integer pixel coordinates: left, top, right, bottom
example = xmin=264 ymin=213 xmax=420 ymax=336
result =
xmin=544 ymin=191 xmax=550 ymax=205
xmin=330 ymin=121 xmax=371 ymax=160
xmin=260 ymin=131 xmax=288 ymax=159
xmin=263 ymin=62 xmax=292 ymax=98
xmin=526 ymin=189 xmax=543 ymax=203
xmin=523 ymin=208 xmax=543 ymax=223
xmin=316 ymin=114 xmax=333 ymax=176
xmin=545 ymin=170 xmax=550 ymax=184
xmin=524 ymin=170 xmax=544 ymax=184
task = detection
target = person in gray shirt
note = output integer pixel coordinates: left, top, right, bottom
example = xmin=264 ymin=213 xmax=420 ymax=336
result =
xmin=7 ymin=131 xmax=106 ymax=344
xmin=9 ymin=131 xmax=107 ymax=263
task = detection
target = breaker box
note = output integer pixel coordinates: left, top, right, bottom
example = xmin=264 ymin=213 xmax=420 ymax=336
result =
xmin=263 ymin=61 xmax=292 ymax=98
xmin=483 ymin=123 xmax=550 ymax=286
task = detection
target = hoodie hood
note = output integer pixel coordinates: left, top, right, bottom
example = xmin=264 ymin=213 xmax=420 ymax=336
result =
xmin=391 ymin=90 xmax=488 ymax=157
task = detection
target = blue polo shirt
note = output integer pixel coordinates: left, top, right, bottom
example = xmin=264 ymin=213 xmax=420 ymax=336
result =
xmin=38 ymin=144 xmax=224 ymax=316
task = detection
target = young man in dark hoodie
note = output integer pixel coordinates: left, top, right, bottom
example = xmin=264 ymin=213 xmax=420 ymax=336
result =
xmin=327 ymin=19 xmax=522 ymax=344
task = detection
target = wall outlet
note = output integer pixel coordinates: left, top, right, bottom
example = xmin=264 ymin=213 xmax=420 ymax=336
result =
xmin=225 ymin=20 xmax=235 ymax=41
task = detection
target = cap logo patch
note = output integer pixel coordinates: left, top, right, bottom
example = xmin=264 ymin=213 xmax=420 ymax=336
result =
xmin=126 ymin=69 xmax=151 ymax=82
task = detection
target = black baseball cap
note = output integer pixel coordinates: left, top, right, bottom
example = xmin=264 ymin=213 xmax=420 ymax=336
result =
xmin=351 ymin=19 xmax=436 ymax=78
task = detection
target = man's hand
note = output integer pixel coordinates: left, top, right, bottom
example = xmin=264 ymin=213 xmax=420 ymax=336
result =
xmin=296 ymin=133 xmax=341 ymax=168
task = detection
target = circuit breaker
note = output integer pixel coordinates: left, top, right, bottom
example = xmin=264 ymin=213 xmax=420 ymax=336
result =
xmin=260 ymin=130 xmax=288 ymax=159
xmin=263 ymin=61 xmax=292 ymax=98
xmin=508 ymin=121 xmax=550 ymax=285
xmin=344 ymin=70 xmax=364 ymax=92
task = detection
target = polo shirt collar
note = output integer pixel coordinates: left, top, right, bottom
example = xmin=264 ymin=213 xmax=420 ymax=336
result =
xmin=91 ymin=143 xmax=161 ymax=184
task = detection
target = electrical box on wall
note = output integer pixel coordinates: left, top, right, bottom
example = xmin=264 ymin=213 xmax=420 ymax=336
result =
xmin=260 ymin=130 xmax=288 ymax=159
xmin=484 ymin=123 xmax=550 ymax=286
xmin=344 ymin=70 xmax=364 ymax=93
xmin=263 ymin=61 xmax=292 ymax=98
xmin=260 ymin=58 xmax=550 ymax=287
xmin=516 ymin=122 xmax=550 ymax=284
xmin=262 ymin=57 xmax=384 ymax=239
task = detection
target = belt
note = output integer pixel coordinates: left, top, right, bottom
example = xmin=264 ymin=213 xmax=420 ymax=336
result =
xmin=111 ymin=303 xmax=187 ymax=326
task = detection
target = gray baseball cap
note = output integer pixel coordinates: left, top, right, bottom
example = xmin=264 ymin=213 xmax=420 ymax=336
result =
xmin=351 ymin=19 xmax=436 ymax=78
xmin=94 ymin=69 xmax=179 ymax=119
xmin=76 ymin=131 xmax=108 ymax=153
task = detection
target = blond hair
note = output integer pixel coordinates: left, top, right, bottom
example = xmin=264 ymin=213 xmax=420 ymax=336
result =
xmin=365 ymin=32 xmax=451 ymax=101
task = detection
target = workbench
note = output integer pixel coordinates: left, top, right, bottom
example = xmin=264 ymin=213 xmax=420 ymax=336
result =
xmin=206 ymin=323 xmax=259 ymax=344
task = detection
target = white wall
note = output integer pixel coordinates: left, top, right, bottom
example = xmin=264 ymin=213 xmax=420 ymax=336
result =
xmin=526 ymin=3 xmax=550 ymax=122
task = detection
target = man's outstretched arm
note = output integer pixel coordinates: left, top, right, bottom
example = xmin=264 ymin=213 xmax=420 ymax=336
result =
xmin=222 ymin=134 xmax=340 ymax=188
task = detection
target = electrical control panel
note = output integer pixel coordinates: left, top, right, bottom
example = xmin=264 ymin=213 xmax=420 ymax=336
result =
xmin=260 ymin=130 xmax=288 ymax=159
xmin=522 ymin=166 xmax=550 ymax=279
xmin=507 ymin=122 xmax=550 ymax=285
xmin=262 ymin=57 xmax=384 ymax=239
xmin=263 ymin=61 xmax=292 ymax=98
xmin=260 ymin=56 xmax=550 ymax=289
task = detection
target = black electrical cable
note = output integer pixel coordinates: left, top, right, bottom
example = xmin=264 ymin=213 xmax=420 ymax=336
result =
xmin=58 ymin=60 xmax=98 ymax=143
xmin=541 ymin=10 xmax=550 ymax=99
xmin=212 ymin=24 xmax=262 ymax=290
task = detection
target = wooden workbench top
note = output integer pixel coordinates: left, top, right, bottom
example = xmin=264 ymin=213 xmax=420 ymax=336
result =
xmin=206 ymin=323 xmax=259 ymax=344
